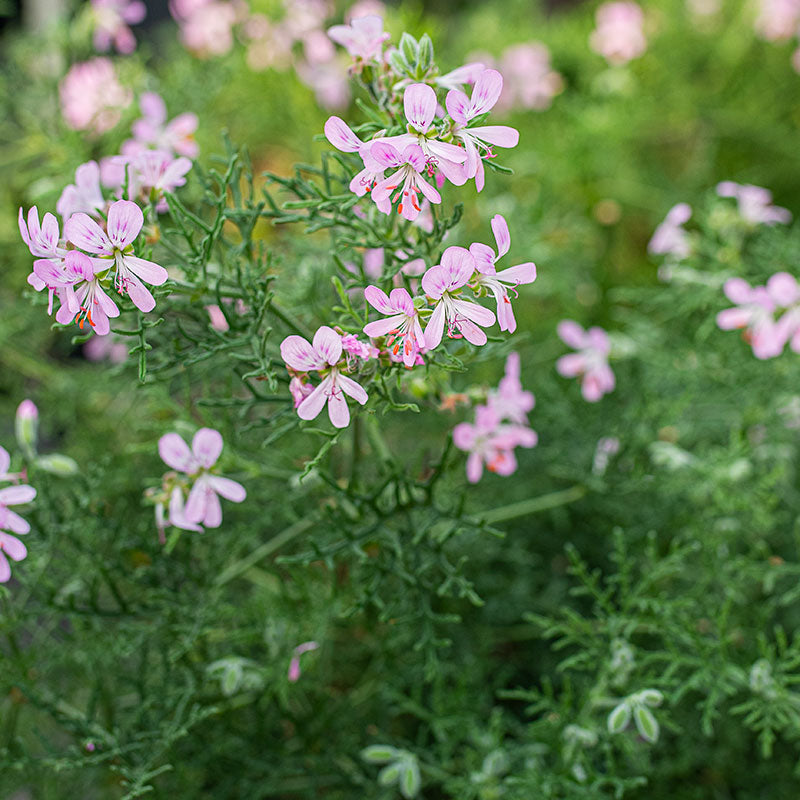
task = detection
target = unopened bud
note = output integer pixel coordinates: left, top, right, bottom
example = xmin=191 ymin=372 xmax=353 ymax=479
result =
xmin=15 ymin=399 xmax=38 ymax=457
xmin=35 ymin=453 xmax=79 ymax=476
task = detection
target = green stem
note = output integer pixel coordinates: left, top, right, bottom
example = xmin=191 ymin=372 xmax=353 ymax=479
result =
xmin=481 ymin=485 xmax=586 ymax=524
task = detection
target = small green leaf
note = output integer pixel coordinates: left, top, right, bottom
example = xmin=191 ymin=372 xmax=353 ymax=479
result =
xmin=361 ymin=744 xmax=400 ymax=764
xmin=377 ymin=762 xmax=401 ymax=786
xmin=399 ymin=756 xmax=421 ymax=798
xmin=607 ymin=701 xmax=631 ymax=734
xmin=633 ymin=705 xmax=660 ymax=744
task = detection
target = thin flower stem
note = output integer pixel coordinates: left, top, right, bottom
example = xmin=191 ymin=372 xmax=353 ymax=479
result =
xmin=481 ymin=485 xmax=586 ymax=524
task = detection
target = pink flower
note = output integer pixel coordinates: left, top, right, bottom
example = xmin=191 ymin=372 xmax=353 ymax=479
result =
xmin=295 ymin=59 xmax=351 ymax=111
xmin=453 ymin=405 xmax=537 ymax=483
xmin=556 ymin=320 xmax=616 ymax=402
xmin=91 ymin=0 xmax=146 ymax=54
xmin=487 ymin=352 xmax=535 ymax=425
xmin=716 ymin=274 xmax=799 ymax=359
xmin=158 ymin=428 xmax=246 ymax=529
xmin=18 ymin=206 xmax=67 ymax=300
xmin=59 ymin=58 xmax=132 ymax=135
xmin=496 ymin=43 xmax=563 ymax=112
xmin=380 ymin=83 xmax=469 ymax=187
xmin=0 ymin=457 xmax=36 ymax=583
xmin=593 ymin=436 xmax=620 ymax=474
xmin=327 ymin=15 xmax=389 ymax=61
xmin=648 ymin=203 xmax=692 ymax=259
xmin=341 ymin=333 xmax=377 ymax=362
xmin=34 ymin=251 xmax=120 ymax=335
xmin=433 ymin=62 xmax=486 ymax=92
xmin=131 ymin=150 xmax=193 ymax=209
xmin=289 ymin=376 xmax=314 ymax=408
xmin=716 ymin=181 xmax=791 ymax=225
xmin=469 ymin=214 xmax=536 ymax=333
xmin=127 ymin=93 xmax=199 ymax=159
xmin=363 ymin=286 xmax=425 ymax=367
xmin=84 ymin=333 xmax=128 ymax=363
xmin=57 ymin=161 xmax=106 ymax=222
xmin=280 ymin=326 xmax=369 ymax=428
xmin=369 ymin=142 xmax=442 ymax=221
xmin=755 ymin=0 xmax=800 ymax=41
xmin=287 ymin=640 xmax=319 ymax=682
xmin=446 ymin=69 xmax=520 ymax=191
xmin=589 ymin=2 xmax=647 ymax=66
xmin=65 ymin=199 xmax=168 ymax=313
xmin=422 ymin=246 xmax=495 ymax=349
xmin=171 ymin=0 xmax=239 ymax=57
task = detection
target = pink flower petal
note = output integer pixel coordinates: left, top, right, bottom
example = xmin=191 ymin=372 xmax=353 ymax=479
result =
xmin=158 ymin=432 xmax=195 ymax=472
xmin=491 ymin=215 xmax=511 ymax=258
xmin=65 ymin=213 xmax=113 ymax=255
xmin=192 ymin=428 xmax=223 ymax=468
xmin=324 ymin=116 xmax=362 ymax=153
xmin=312 ymin=326 xmax=343 ymax=365
xmin=207 ymin=475 xmax=246 ymax=502
xmin=404 ymin=83 xmax=437 ymax=131
xmin=107 ymin=200 xmax=144 ymax=249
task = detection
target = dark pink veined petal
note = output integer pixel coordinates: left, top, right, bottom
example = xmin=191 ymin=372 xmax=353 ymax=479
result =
xmin=466 ymin=451 xmax=483 ymax=483
xmin=491 ymin=215 xmax=511 ymax=258
xmin=498 ymin=262 xmax=537 ymax=285
xmin=192 ymin=427 xmax=223 ymax=469
xmin=324 ymin=116 xmax=362 ymax=153
xmin=327 ymin=388 xmax=350 ymax=428
xmin=281 ymin=335 xmax=325 ymax=371
xmin=33 ymin=259 xmax=70 ymax=287
xmin=469 ymin=242 xmax=496 ymax=275
xmin=207 ymin=475 xmax=246 ymax=503
xmin=389 ymin=287 xmax=414 ymax=315
xmin=556 ymin=353 xmax=585 ymax=377
xmin=441 ymin=246 xmax=476 ymax=287
xmin=424 ymin=301 xmax=446 ymax=350
xmin=445 ymin=89 xmax=471 ymax=125
xmin=452 ymin=421 xmax=477 ymax=451
xmin=421 ymin=264 xmax=449 ymax=299
xmin=41 ymin=212 xmax=60 ymax=249
xmin=124 ymin=254 xmax=168 ymax=285
xmin=107 ymin=200 xmax=144 ymax=249
xmin=364 ymin=285 xmax=394 ymax=314
xmin=469 ymin=69 xmax=503 ymax=116
xmin=403 ymin=144 xmax=427 ymax=173
xmin=0 ymin=532 xmax=27 ymax=562
xmin=0 ymin=553 xmax=10 ymax=583
xmin=159 ymin=432 xmax=196 ymax=472
xmin=66 ymin=213 xmax=113 ymax=255
xmin=338 ymin=374 xmax=368 ymax=405
xmin=467 ymin=125 xmax=519 ymax=148
xmin=369 ymin=141 xmax=404 ymax=169
xmin=557 ymin=319 xmax=587 ymax=349
xmin=453 ymin=298 xmax=496 ymax=328
xmin=297 ymin=375 xmax=332 ymax=421
xmin=426 ymin=139 xmax=467 ymax=165
xmin=723 ymin=277 xmax=754 ymax=305
xmin=121 ymin=272 xmax=156 ymax=313
xmin=364 ymin=315 xmax=405 ymax=338
xmin=313 ymin=325 xmax=343 ymax=365
xmin=404 ymin=83 xmax=437 ymax=131
xmin=0 ymin=485 xmax=36 ymax=506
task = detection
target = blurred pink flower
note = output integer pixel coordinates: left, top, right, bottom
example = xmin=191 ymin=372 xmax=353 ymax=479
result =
xmin=127 ymin=93 xmax=199 ymax=159
xmin=648 ymin=203 xmax=692 ymax=259
xmin=288 ymin=641 xmax=319 ymax=682
xmin=716 ymin=181 xmax=791 ymax=225
xmin=59 ymin=58 xmax=132 ymax=135
xmin=328 ymin=15 xmax=389 ymax=61
xmin=57 ymin=161 xmax=106 ymax=222
xmin=496 ymin=43 xmax=563 ymax=112
xmin=755 ymin=0 xmax=800 ymax=41
xmin=91 ymin=0 xmax=146 ymax=54
xmin=589 ymin=2 xmax=647 ymax=66
xmin=487 ymin=352 xmax=535 ymax=425
xmin=556 ymin=320 xmax=616 ymax=402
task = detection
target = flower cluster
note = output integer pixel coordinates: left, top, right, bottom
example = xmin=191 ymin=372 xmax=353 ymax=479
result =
xmin=59 ymin=58 xmax=132 ymax=135
xmin=589 ymin=1 xmax=647 ymax=66
xmin=717 ymin=272 xmax=800 ymax=359
xmin=169 ymin=0 xmax=247 ymax=58
xmin=556 ymin=321 xmax=616 ymax=402
xmin=0 ymin=440 xmax=36 ymax=584
xmin=716 ymin=181 xmax=792 ymax=226
xmin=19 ymin=200 xmax=168 ymax=336
xmin=90 ymin=0 xmax=146 ymax=54
xmin=154 ymin=428 xmax=246 ymax=540
xmin=452 ymin=353 xmax=537 ymax=483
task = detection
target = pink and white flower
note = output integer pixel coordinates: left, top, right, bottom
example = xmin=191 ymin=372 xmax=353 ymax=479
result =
xmin=648 ymin=203 xmax=692 ymax=259
xmin=363 ymin=286 xmax=425 ymax=367
xmin=754 ymin=0 xmax=800 ymax=41
xmin=556 ymin=320 xmax=616 ymax=402
xmin=65 ymin=199 xmax=168 ymax=313
xmin=496 ymin=43 xmax=563 ymax=112
xmin=422 ymin=247 xmax=495 ymax=349
xmin=327 ymin=15 xmax=389 ymax=61
xmin=446 ymin=69 xmax=520 ymax=191
xmin=589 ymin=2 xmax=647 ymax=66
xmin=18 ymin=207 xmax=67 ymax=297
xmin=369 ymin=142 xmax=441 ymax=221
xmin=487 ymin=352 xmax=535 ymax=425
xmin=127 ymin=93 xmax=199 ymax=159
xmin=469 ymin=214 xmax=536 ymax=333
xmin=57 ymin=161 xmax=106 ymax=222
xmin=280 ymin=326 xmax=369 ymax=428
xmin=716 ymin=181 xmax=791 ymax=226
xmin=91 ymin=0 xmax=146 ymax=54
xmin=59 ymin=58 xmax=132 ymax=135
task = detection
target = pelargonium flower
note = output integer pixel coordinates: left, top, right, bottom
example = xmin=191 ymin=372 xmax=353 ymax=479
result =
xmin=91 ymin=0 xmax=146 ymax=54
xmin=363 ymin=286 xmax=425 ymax=367
xmin=453 ymin=405 xmax=537 ymax=483
xmin=34 ymin=251 xmax=120 ymax=335
xmin=327 ymin=15 xmax=389 ymax=61
xmin=648 ymin=203 xmax=692 ymax=259
xmin=422 ymin=246 xmax=495 ymax=349
xmin=589 ymin=2 xmax=647 ymax=66
xmin=287 ymin=641 xmax=320 ymax=682
xmin=716 ymin=181 xmax=791 ymax=226
xmin=280 ymin=326 xmax=368 ymax=428
xmin=369 ymin=142 xmax=441 ymax=221
xmin=127 ymin=92 xmax=199 ymax=159
xmin=57 ymin=161 xmax=106 ymax=222
xmin=433 ymin=62 xmax=486 ymax=92
xmin=170 ymin=0 xmax=240 ymax=57
xmin=65 ymin=199 xmax=168 ymax=313
xmin=18 ymin=207 xmax=67 ymax=298
xmin=0 ymin=455 xmax=36 ymax=583
xmin=556 ymin=320 xmax=616 ymax=402
xmin=381 ymin=83 xmax=468 ymax=186
xmin=496 ymin=43 xmax=563 ymax=112
xmin=487 ymin=352 xmax=535 ymax=425
xmin=754 ymin=0 xmax=800 ymax=41
xmin=59 ymin=58 xmax=132 ymax=135
xmin=158 ymin=428 xmax=246 ymax=529
xmin=130 ymin=150 xmax=193 ymax=210
xmin=469 ymin=214 xmax=536 ymax=333
xmin=716 ymin=274 xmax=799 ymax=359
xmin=446 ymin=69 xmax=520 ymax=191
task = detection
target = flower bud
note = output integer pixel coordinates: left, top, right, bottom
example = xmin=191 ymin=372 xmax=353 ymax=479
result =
xmin=15 ymin=399 xmax=38 ymax=457
xmin=35 ymin=453 xmax=79 ymax=476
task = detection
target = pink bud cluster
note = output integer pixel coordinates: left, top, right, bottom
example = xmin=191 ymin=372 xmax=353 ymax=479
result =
xmin=90 ymin=0 xmax=146 ymax=54
xmin=556 ymin=321 xmax=616 ymax=402
xmin=19 ymin=201 xmax=168 ymax=337
xmin=325 ymin=69 xmax=519 ymax=207
xmin=0 ymin=437 xmax=37 ymax=583
xmin=452 ymin=353 xmax=537 ymax=483
xmin=717 ymin=273 xmax=800 ymax=360
xmin=589 ymin=1 xmax=647 ymax=66
xmin=155 ymin=428 xmax=246 ymax=540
